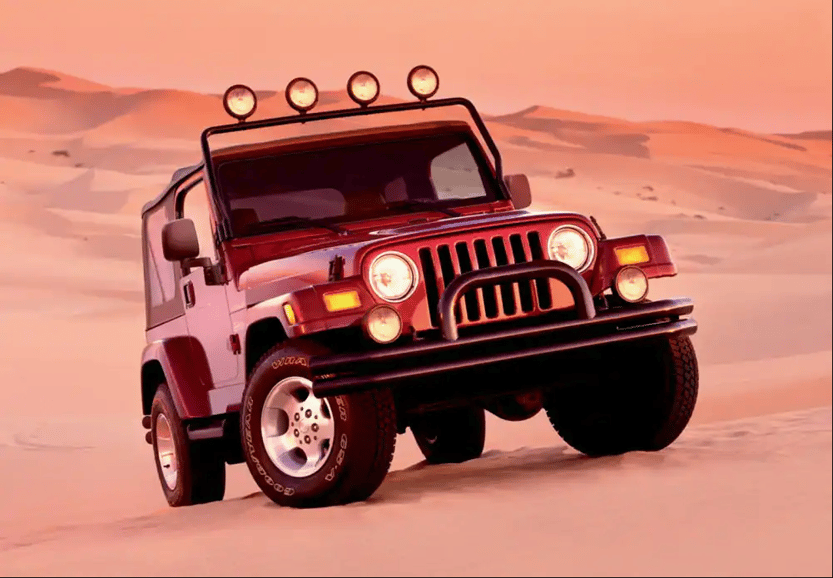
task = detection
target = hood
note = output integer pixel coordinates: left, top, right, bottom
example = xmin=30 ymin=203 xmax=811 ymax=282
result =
xmin=236 ymin=209 xmax=595 ymax=292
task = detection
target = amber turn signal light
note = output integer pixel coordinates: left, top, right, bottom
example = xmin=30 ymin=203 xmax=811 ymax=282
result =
xmin=323 ymin=290 xmax=362 ymax=312
xmin=614 ymin=245 xmax=650 ymax=266
xmin=283 ymin=303 xmax=297 ymax=325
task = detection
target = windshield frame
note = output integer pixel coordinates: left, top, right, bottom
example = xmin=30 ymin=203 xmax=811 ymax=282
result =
xmin=200 ymin=97 xmax=509 ymax=241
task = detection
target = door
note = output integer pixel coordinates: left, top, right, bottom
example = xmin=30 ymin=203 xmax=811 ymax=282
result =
xmin=179 ymin=180 xmax=241 ymax=386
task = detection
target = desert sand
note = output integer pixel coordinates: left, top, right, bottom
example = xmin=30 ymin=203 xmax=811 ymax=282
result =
xmin=0 ymin=67 xmax=830 ymax=576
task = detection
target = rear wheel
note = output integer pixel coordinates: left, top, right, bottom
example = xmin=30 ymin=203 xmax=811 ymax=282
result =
xmin=241 ymin=342 xmax=397 ymax=508
xmin=543 ymin=335 xmax=698 ymax=457
xmin=151 ymin=385 xmax=226 ymax=507
xmin=411 ymin=406 xmax=486 ymax=464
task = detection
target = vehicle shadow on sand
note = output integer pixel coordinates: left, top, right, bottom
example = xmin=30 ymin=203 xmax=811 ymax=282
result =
xmin=237 ymin=443 xmax=678 ymax=508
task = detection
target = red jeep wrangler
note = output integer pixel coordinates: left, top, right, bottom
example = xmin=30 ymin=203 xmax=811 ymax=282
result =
xmin=140 ymin=67 xmax=698 ymax=508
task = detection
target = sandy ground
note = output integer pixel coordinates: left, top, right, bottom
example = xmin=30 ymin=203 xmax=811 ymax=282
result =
xmin=0 ymin=68 xmax=830 ymax=576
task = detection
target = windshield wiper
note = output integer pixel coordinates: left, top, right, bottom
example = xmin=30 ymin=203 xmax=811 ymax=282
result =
xmin=392 ymin=199 xmax=461 ymax=217
xmin=250 ymin=216 xmax=347 ymax=235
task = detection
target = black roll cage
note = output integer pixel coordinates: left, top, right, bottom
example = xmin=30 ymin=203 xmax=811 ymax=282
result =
xmin=200 ymin=97 xmax=509 ymax=242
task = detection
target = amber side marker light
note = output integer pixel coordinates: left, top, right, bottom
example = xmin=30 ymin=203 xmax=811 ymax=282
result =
xmin=323 ymin=290 xmax=362 ymax=312
xmin=283 ymin=303 xmax=297 ymax=325
xmin=615 ymin=245 xmax=650 ymax=266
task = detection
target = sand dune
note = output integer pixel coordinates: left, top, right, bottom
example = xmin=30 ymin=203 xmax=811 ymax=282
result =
xmin=0 ymin=68 xmax=830 ymax=576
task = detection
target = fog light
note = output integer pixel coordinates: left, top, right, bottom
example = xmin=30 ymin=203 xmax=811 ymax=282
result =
xmin=323 ymin=290 xmax=361 ymax=312
xmin=614 ymin=266 xmax=649 ymax=303
xmin=364 ymin=305 xmax=402 ymax=344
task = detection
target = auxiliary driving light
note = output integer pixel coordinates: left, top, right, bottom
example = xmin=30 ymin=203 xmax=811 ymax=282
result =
xmin=223 ymin=84 xmax=257 ymax=121
xmin=347 ymin=71 xmax=380 ymax=107
xmin=364 ymin=305 xmax=403 ymax=344
xmin=407 ymin=65 xmax=439 ymax=100
xmin=285 ymin=77 xmax=319 ymax=113
xmin=614 ymin=266 xmax=649 ymax=303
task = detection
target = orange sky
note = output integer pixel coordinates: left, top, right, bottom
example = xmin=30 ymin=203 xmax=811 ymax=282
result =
xmin=2 ymin=0 xmax=830 ymax=132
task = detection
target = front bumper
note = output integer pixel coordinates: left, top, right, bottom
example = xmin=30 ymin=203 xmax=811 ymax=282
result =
xmin=310 ymin=261 xmax=697 ymax=398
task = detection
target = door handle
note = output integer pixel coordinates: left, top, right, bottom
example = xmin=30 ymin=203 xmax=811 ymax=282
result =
xmin=183 ymin=280 xmax=195 ymax=308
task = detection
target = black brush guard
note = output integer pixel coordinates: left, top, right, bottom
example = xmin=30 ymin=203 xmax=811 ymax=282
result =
xmin=310 ymin=261 xmax=697 ymax=398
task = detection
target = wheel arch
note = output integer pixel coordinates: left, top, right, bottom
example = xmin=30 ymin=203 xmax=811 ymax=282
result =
xmin=244 ymin=316 xmax=288 ymax=379
xmin=140 ymin=337 xmax=215 ymax=419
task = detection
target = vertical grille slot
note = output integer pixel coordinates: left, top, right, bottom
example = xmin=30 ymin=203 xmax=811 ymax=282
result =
xmin=418 ymin=248 xmax=441 ymax=327
xmin=473 ymin=239 xmax=498 ymax=318
xmin=436 ymin=244 xmax=462 ymax=323
xmin=509 ymin=234 xmax=535 ymax=312
xmin=491 ymin=237 xmax=516 ymax=316
xmin=455 ymin=242 xmax=480 ymax=322
xmin=527 ymin=231 xmax=553 ymax=310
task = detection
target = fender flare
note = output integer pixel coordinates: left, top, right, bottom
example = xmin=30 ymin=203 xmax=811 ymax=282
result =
xmin=140 ymin=336 xmax=214 ymax=419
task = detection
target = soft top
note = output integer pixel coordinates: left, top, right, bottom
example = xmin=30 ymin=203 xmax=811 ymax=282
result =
xmin=141 ymin=163 xmax=204 ymax=216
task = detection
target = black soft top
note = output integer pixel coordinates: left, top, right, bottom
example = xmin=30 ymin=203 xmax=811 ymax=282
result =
xmin=141 ymin=163 xmax=204 ymax=216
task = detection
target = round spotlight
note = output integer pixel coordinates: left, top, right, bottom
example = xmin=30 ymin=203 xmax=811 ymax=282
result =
xmin=285 ymin=77 xmax=319 ymax=114
xmin=407 ymin=65 xmax=439 ymax=100
xmin=364 ymin=305 xmax=403 ymax=344
xmin=223 ymin=85 xmax=257 ymax=121
xmin=613 ymin=266 xmax=649 ymax=303
xmin=347 ymin=71 xmax=380 ymax=107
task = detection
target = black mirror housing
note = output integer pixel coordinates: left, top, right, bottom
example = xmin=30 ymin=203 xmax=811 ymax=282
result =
xmin=162 ymin=218 xmax=200 ymax=262
xmin=504 ymin=174 xmax=532 ymax=210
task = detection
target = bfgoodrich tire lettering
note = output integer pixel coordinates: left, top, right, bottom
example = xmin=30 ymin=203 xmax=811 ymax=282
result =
xmin=241 ymin=341 xmax=396 ymax=507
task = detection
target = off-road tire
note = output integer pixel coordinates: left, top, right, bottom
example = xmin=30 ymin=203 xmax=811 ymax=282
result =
xmin=241 ymin=341 xmax=397 ymax=508
xmin=151 ymin=384 xmax=226 ymax=507
xmin=411 ymin=406 xmax=486 ymax=464
xmin=543 ymin=335 xmax=698 ymax=457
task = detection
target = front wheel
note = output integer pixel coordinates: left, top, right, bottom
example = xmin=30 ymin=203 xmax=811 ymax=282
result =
xmin=241 ymin=342 xmax=397 ymax=508
xmin=544 ymin=335 xmax=698 ymax=457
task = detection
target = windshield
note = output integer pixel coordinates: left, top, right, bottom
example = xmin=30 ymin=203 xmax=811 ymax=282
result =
xmin=215 ymin=130 xmax=503 ymax=237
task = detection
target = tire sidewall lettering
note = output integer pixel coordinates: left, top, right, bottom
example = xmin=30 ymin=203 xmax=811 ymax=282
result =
xmin=244 ymin=354 xmax=350 ymax=499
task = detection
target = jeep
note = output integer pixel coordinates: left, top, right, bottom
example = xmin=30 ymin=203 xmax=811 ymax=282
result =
xmin=139 ymin=66 xmax=699 ymax=508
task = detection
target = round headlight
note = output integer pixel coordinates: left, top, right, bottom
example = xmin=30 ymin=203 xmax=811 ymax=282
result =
xmin=614 ymin=266 xmax=649 ymax=303
xmin=347 ymin=71 xmax=380 ymax=107
xmin=547 ymin=225 xmax=594 ymax=272
xmin=407 ymin=65 xmax=439 ymax=100
xmin=368 ymin=251 xmax=418 ymax=302
xmin=285 ymin=77 xmax=319 ymax=113
xmin=223 ymin=84 xmax=257 ymax=121
xmin=364 ymin=306 xmax=403 ymax=344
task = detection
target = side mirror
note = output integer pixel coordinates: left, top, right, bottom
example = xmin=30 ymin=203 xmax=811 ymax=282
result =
xmin=162 ymin=218 xmax=200 ymax=262
xmin=504 ymin=174 xmax=532 ymax=210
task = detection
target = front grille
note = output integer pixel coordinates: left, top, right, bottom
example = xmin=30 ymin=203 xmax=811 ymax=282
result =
xmin=418 ymin=232 xmax=557 ymax=328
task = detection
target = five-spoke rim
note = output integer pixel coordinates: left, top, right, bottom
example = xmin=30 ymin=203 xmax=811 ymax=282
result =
xmin=261 ymin=376 xmax=335 ymax=478
xmin=155 ymin=414 xmax=178 ymax=490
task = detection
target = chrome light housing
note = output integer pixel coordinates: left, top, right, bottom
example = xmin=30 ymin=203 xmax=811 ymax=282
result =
xmin=614 ymin=266 xmax=649 ymax=303
xmin=367 ymin=251 xmax=418 ymax=302
xmin=547 ymin=225 xmax=595 ymax=272
xmin=223 ymin=84 xmax=257 ymax=121
xmin=364 ymin=305 xmax=403 ymax=344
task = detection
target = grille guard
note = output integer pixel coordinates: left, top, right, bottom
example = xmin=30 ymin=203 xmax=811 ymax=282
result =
xmin=310 ymin=261 xmax=697 ymax=398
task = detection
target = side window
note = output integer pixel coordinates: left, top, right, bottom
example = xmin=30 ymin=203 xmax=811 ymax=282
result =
xmin=182 ymin=181 xmax=218 ymax=260
xmin=145 ymin=205 xmax=177 ymax=303
xmin=430 ymin=143 xmax=487 ymax=200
